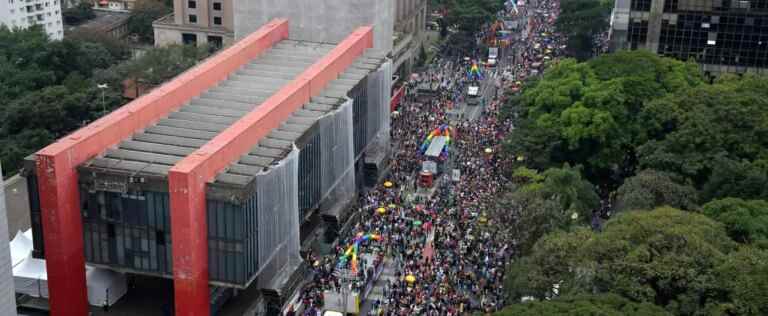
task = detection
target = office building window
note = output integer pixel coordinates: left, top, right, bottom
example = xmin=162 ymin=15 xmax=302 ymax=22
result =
xmin=213 ymin=2 xmax=221 ymax=10
xmin=187 ymin=0 xmax=195 ymax=8
xmin=188 ymin=14 xmax=197 ymax=23
xmin=213 ymin=16 xmax=222 ymax=25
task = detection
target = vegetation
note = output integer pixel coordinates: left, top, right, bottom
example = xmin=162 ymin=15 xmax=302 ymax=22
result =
xmin=63 ymin=1 xmax=96 ymax=25
xmin=555 ymin=0 xmax=612 ymax=60
xmin=502 ymin=208 xmax=768 ymax=316
xmin=128 ymin=0 xmax=171 ymax=43
xmin=496 ymin=294 xmax=672 ymax=316
xmin=497 ymin=50 xmax=768 ymax=315
xmin=435 ymin=0 xmax=504 ymax=55
xmin=0 ymin=27 xmax=209 ymax=176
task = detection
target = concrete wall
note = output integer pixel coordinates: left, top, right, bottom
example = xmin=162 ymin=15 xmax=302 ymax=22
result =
xmin=0 ymin=164 xmax=19 ymax=315
xmin=3 ymin=174 xmax=30 ymax=240
xmin=234 ymin=0 xmax=394 ymax=52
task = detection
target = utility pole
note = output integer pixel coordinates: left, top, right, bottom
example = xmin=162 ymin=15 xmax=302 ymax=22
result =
xmin=97 ymin=83 xmax=109 ymax=115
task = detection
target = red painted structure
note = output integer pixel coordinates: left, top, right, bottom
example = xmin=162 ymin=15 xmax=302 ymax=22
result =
xmin=168 ymin=26 xmax=373 ymax=315
xmin=390 ymin=85 xmax=405 ymax=112
xmin=34 ymin=19 xmax=289 ymax=316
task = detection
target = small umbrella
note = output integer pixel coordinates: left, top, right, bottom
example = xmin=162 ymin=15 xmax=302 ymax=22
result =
xmin=413 ymin=220 xmax=423 ymax=226
xmin=377 ymin=207 xmax=387 ymax=215
xmin=405 ymin=274 xmax=416 ymax=283
xmin=384 ymin=181 xmax=394 ymax=188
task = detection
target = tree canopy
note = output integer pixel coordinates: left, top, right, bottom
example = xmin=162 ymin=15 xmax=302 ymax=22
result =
xmin=500 ymin=165 xmax=599 ymax=255
xmin=128 ymin=0 xmax=171 ymax=43
xmin=505 ymin=50 xmax=704 ymax=185
xmin=504 ymin=207 xmax=746 ymax=315
xmin=0 ymin=27 xmax=208 ymax=176
xmin=496 ymin=293 xmax=671 ymax=316
xmin=702 ymin=198 xmax=768 ymax=244
xmin=613 ymin=169 xmax=698 ymax=212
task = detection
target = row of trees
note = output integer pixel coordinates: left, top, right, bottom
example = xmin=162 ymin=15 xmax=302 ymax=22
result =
xmin=494 ymin=51 xmax=768 ymax=315
xmin=0 ymin=27 xmax=211 ymax=176
xmin=433 ymin=0 xmax=505 ymax=56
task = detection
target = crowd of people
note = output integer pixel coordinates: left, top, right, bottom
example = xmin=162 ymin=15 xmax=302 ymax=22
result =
xmin=294 ymin=0 xmax=564 ymax=315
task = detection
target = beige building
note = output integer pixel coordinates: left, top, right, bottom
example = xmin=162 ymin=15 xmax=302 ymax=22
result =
xmin=152 ymin=0 xmax=234 ymax=48
xmin=392 ymin=0 xmax=427 ymax=75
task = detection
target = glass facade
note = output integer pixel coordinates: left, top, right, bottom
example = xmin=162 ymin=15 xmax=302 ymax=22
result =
xmin=621 ymin=0 xmax=768 ymax=71
xmin=351 ymin=78 xmax=369 ymax=157
xmin=79 ymin=189 xmax=259 ymax=286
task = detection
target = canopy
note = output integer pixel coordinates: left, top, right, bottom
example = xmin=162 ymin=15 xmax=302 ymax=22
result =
xmin=10 ymin=230 xmax=33 ymax=267
xmin=12 ymin=252 xmax=127 ymax=306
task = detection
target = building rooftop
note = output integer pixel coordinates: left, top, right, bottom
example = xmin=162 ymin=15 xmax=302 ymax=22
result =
xmin=78 ymin=39 xmax=386 ymax=193
xmin=74 ymin=10 xmax=130 ymax=33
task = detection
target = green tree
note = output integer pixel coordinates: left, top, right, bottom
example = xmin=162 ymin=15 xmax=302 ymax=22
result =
xmin=128 ymin=0 xmax=171 ymax=43
xmin=702 ymin=198 xmax=768 ymax=243
xmin=62 ymin=1 xmax=95 ymax=25
xmin=495 ymin=293 xmax=672 ymax=316
xmin=505 ymin=228 xmax=594 ymax=300
xmin=585 ymin=208 xmax=735 ymax=315
xmin=505 ymin=51 xmax=703 ymax=185
xmin=506 ymin=207 xmax=737 ymax=315
xmin=614 ymin=169 xmax=699 ymax=212
xmin=555 ymin=0 xmax=611 ymax=60
xmin=499 ymin=165 xmax=599 ymax=255
xmin=638 ymin=75 xmax=768 ymax=190
xmin=117 ymin=44 xmax=211 ymax=85
xmin=715 ymin=246 xmax=768 ymax=316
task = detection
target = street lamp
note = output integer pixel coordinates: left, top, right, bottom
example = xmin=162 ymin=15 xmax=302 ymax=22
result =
xmin=97 ymin=83 xmax=109 ymax=115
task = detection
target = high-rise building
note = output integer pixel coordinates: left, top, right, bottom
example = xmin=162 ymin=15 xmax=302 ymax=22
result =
xmin=609 ymin=0 xmax=768 ymax=75
xmin=0 ymin=0 xmax=64 ymax=40
xmin=153 ymin=0 xmax=234 ymax=47
xmin=0 ymin=164 xmax=18 ymax=316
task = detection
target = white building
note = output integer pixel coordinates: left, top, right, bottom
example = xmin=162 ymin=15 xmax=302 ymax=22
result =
xmin=0 ymin=164 xmax=18 ymax=316
xmin=0 ymin=0 xmax=64 ymax=40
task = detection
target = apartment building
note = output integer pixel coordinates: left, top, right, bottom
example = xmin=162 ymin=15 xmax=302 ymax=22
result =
xmin=610 ymin=0 xmax=768 ymax=75
xmin=0 ymin=0 xmax=64 ymax=40
xmin=152 ymin=0 xmax=233 ymax=47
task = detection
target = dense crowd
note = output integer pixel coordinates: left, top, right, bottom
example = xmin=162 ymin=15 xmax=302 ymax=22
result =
xmin=294 ymin=0 xmax=564 ymax=315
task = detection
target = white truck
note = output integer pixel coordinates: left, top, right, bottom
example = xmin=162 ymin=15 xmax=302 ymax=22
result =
xmin=488 ymin=47 xmax=499 ymax=67
xmin=467 ymin=85 xmax=481 ymax=106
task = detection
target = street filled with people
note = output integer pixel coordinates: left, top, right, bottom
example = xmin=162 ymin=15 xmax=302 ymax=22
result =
xmin=296 ymin=0 xmax=565 ymax=315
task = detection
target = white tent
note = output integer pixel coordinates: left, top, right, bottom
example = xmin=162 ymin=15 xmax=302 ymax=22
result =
xmin=12 ymin=254 xmax=48 ymax=299
xmin=10 ymin=230 xmax=33 ymax=267
xmin=9 ymin=229 xmax=127 ymax=307
xmin=86 ymin=266 xmax=127 ymax=307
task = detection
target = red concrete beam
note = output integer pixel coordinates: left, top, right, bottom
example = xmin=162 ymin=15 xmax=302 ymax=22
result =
xmin=167 ymin=26 xmax=373 ymax=316
xmin=34 ymin=19 xmax=289 ymax=316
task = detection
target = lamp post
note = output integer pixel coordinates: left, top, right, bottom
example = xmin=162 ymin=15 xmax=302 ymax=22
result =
xmin=97 ymin=83 xmax=109 ymax=115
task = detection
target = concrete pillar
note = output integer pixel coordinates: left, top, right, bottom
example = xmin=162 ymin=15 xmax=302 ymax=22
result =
xmin=646 ymin=0 xmax=665 ymax=52
xmin=0 ymin=164 xmax=18 ymax=316
xmin=36 ymin=154 xmax=89 ymax=316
